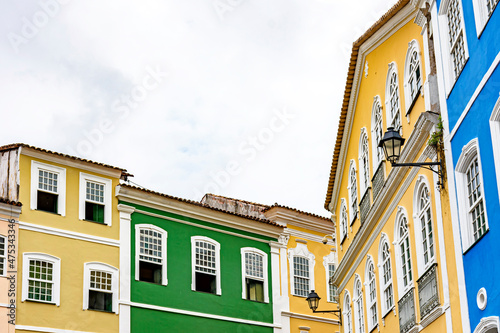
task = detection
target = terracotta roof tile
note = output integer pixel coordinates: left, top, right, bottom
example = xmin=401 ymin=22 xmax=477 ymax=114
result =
xmin=264 ymin=203 xmax=330 ymax=221
xmin=0 ymin=197 xmax=22 ymax=206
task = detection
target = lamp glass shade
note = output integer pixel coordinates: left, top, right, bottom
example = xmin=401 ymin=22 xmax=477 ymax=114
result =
xmin=306 ymin=290 xmax=321 ymax=312
xmin=379 ymin=127 xmax=405 ymax=164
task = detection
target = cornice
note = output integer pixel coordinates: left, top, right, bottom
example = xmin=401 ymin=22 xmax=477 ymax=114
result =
xmin=286 ymin=228 xmax=335 ymax=246
xmin=265 ymin=210 xmax=334 ymax=235
xmin=0 ymin=202 xmax=22 ymax=217
xmin=281 ymin=311 xmax=340 ymax=325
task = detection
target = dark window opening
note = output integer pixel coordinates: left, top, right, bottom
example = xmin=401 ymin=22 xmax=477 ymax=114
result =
xmin=37 ymin=191 xmax=58 ymax=213
xmin=85 ymin=202 xmax=104 ymax=223
xmin=139 ymin=261 xmax=162 ymax=284
xmin=195 ymin=272 xmax=216 ymax=294
xmin=246 ymin=278 xmax=264 ymax=302
xmin=88 ymin=290 xmax=112 ymax=312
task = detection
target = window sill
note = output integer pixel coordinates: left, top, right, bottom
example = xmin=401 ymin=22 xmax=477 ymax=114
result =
xmin=86 ymin=308 xmax=115 ymax=314
xmin=83 ymin=219 xmax=106 ymax=225
xmin=291 ymin=294 xmax=308 ymax=298
xmin=405 ymin=86 xmax=421 ymax=116
xmin=382 ymin=306 xmax=395 ymax=319
xmin=463 ymin=228 xmax=489 ymax=255
xmin=369 ymin=324 xmax=379 ymax=333
xmin=25 ymin=299 xmax=56 ymax=305
xmin=193 ymin=290 xmax=220 ymax=296
xmin=34 ymin=209 xmax=61 ymax=216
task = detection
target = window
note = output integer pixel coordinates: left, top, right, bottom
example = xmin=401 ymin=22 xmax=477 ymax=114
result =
xmin=490 ymin=97 xmax=500 ymax=203
xmin=353 ymin=277 xmax=365 ymax=333
xmin=22 ymin=253 xmax=61 ymax=306
xmin=378 ymin=236 xmax=394 ymax=315
xmin=340 ymin=199 xmax=348 ymax=243
xmin=472 ymin=0 xmax=499 ymax=36
xmin=348 ymin=161 xmax=358 ymax=224
xmin=79 ymin=173 xmax=112 ymax=225
xmin=371 ymin=97 xmax=384 ymax=169
xmin=359 ymin=130 xmax=370 ymax=196
xmin=395 ymin=208 xmax=413 ymax=297
xmin=191 ymin=236 xmax=221 ymax=295
xmin=404 ymin=41 xmax=422 ymax=113
xmin=30 ymin=161 xmax=66 ymax=216
xmin=439 ymin=0 xmax=468 ymax=90
xmin=413 ymin=176 xmax=436 ymax=275
xmin=0 ymin=236 xmax=5 ymax=276
xmin=385 ymin=63 xmax=402 ymax=132
xmin=344 ymin=291 xmax=353 ymax=333
xmin=365 ymin=257 xmax=378 ymax=331
xmin=135 ymin=224 xmax=168 ymax=285
xmin=455 ymin=139 xmax=489 ymax=250
xmin=323 ymin=251 xmax=337 ymax=303
xmin=83 ymin=262 xmax=118 ymax=313
xmin=241 ymin=248 xmax=269 ymax=303
xmin=288 ymin=242 xmax=315 ymax=297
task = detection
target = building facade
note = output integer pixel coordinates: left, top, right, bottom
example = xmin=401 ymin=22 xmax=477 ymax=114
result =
xmin=324 ymin=1 xmax=463 ymax=333
xmin=413 ymin=0 xmax=500 ymax=331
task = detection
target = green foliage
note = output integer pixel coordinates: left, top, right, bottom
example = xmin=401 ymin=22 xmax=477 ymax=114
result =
xmin=428 ymin=116 xmax=443 ymax=147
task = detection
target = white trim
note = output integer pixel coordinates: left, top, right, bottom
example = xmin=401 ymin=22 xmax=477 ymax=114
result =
xmin=323 ymin=251 xmax=337 ymax=303
xmin=83 ymin=262 xmax=119 ymax=313
xmin=79 ymin=173 xmax=112 ymax=226
xmin=286 ymin=228 xmax=334 ymax=245
xmin=118 ymin=204 xmax=133 ymax=333
xmin=18 ymin=221 xmax=120 ymax=247
xmin=343 ymin=290 xmax=353 ymax=333
xmin=353 ymin=275 xmax=365 ymax=333
xmin=281 ymin=311 xmax=339 ymax=324
xmin=340 ymin=199 xmax=349 ymax=243
xmin=472 ymin=0 xmax=498 ymax=37
xmin=347 ymin=160 xmax=358 ymax=224
xmin=135 ymin=224 xmax=168 ymax=285
xmin=122 ymin=300 xmax=280 ymax=328
xmin=378 ymin=233 xmax=394 ymax=317
xmin=15 ymin=325 xmax=93 ymax=333
xmin=371 ymin=96 xmax=385 ymax=170
xmin=30 ymin=161 xmax=66 ymax=216
xmin=364 ymin=256 xmax=378 ymax=331
xmin=22 ymin=252 xmax=61 ymax=306
xmin=385 ymin=62 xmax=403 ymax=133
xmin=473 ymin=316 xmax=500 ymax=333
xmin=288 ymin=242 xmax=315 ymax=297
xmin=393 ymin=206 xmax=414 ymax=298
xmin=489 ymin=95 xmax=500 ymax=204
xmin=191 ymin=236 xmax=221 ymax=295
xmin=358 ymin=128 xmax=370 ymax=197
xmin=403 ymin=40 xmax=423 ymax=114
xmin=240 ymin=247 xmax=269 ymax=303
xmin=450 ymin=51 xmax=500 ymax=139
xmin=477 ymin=287 xmax=487 ymax=310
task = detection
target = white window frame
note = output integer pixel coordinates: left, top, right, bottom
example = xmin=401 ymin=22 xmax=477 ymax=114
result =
xmin=288 ymin=242 xmax=315 ymax=297
xmin=413 ymin=176 xmax=436 ymax=276
xmin=438 ymin=0 xmax=469 ymax=94
xmin=378 ymin=234 xmax=394 ymax=316
xmin=394 ymin=207 xmax=413 ymax=297
xmin=191 ymin=236 xmax=221 ymax=295
xmin=404 ymin=40 xmax=423 ymax=114
xmin=22 ymin=252 xmax=61 ymax=306
xmin=364 ymin=256 xmax=378 ymax=331
xmin=30 ymin=161 xmax=66 ymax=216
xmin=79 ymin=173 xmax=112 ymax=226
xmin=472 ymin=0 xmax=499 ymax=37
xmin=323 ymin=251 xmax=337 ymax=303
xmin=455 ymin=138 xmax=489 ymax=251
xmin=0 ymin=235 xmax=5 ymax=276
xmin=340 ymin=199 xmax=348 ymax=243
xmin=343 ymin=290 xmax=353 ymax=333
xmin=358 ymin=129 xmax=370 ymax=197
xmin=353 ymin=275 xmax=365 ymax=333
xmin=371 ymin=96 xmax=385 ymax=170
xmin=83 ymin=262 xmax=119 ymax=313
xmin=135 ymin=224 xmax=168 ymax=285
xmin=241 ymin=247 xmax=269 ymax=303
xmin=489 ymin=96 xmax=500 ymax=206
xmin=347 ymin=160 xmax=358 ymax=224
xmin=385 ymin=62 xmax=402 ymax=133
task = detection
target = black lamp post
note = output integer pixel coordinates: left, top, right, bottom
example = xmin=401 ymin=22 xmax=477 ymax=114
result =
xmin=378 ymin=127 xmax=443 ymax=188
xmin=306 ymin=290 xmax=342 ymax=325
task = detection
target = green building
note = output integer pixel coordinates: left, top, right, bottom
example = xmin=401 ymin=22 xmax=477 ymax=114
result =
xmin=116 ymin=184 xmax=285 ymax=332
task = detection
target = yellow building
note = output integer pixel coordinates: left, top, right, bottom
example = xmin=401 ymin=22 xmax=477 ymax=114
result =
xmin=324 ymin=1 xmax=463 ymax=333
xmin=0 ymin=144 xmax=130 ymax=333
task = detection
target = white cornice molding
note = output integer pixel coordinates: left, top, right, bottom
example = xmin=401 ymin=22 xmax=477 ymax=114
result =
xmin=15 ymin=325 xmax=92 ymax=333
xmin=281 ymin=311 xmax=339 ymax=325
xmin=286 ymin=228 xmax=335 ymax=245
xmin=265 ymin=210 xmax=333 ymax=234
xmin=0 ymin=203 xmax=22 ymax=217
xmin=18 ymin=221 xmax=120 ymax=247
xmin=20 ymin=147 xmax=123 ymax=179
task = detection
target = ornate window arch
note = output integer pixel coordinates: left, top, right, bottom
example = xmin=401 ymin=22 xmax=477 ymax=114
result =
xmin=413 ymin=175 xmax=436 ymax=275
xmin=473 ymin=316 xmax=500 ymax=333
xmin=241 ymin=247 xmax=269 ymax=303
xmin=472 ymin=0 xmax=499 ymax=37
xmin=288 ymin=242 xmax=315 ymax=297
xmin=365 ymin=256 xmax=378 ymax=331
xmin=353 ymin=275 xmax=365 ymax=333
xmin=489 ymin=96 xmax=500 ymax=206
xmin=455 ymin=138 xmax=489 ymax=251
xmin=340 ymin=199 xmax=349 ymax=243
xmin=347 ymin=160 xmax=358 ymax=224
xmin=378 ymin=233 xmax=394 ymax=316
xmin=371 ymin=96 xmax=384 ymax=170
xmin=385 ymin=62 xmax=402 ymax=133
xmin=343 ymin=290 xmax=353 ymax=333
xmin=394 ymin=207 xmax=413 ymax=297
xmin=404 ymin=40 xmax=423 ymax=113
xmin=135 ymin=224 xmax=168 ymax=285
xmin=323 ymin=250 xmax=337 ymax=303
xmin=358 ymin=129 xmax=370 ymax=197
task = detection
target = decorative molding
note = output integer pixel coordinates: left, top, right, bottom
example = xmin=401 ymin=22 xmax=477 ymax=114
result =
xmin=281 ymin=311 xmax=339 ymax=324
xmin=473 ymin=316 xmax=500 ymax=333
xmin=15 ymin=325 xmax=92 ymax=333
xmin=420 ymin=305 xmax=444 ymax=329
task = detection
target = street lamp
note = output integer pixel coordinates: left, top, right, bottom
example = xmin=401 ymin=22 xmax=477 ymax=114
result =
xmin=306 ymin=290 xmax=342 ymax=325
xmin=378 ymin=127 xmax=443 ymax=189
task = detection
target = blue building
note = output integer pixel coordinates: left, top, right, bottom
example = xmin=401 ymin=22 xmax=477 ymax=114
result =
xmin=413 ymin=0 xmax=500 ymax=331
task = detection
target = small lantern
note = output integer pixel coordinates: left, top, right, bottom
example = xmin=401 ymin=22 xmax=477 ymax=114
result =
xmin=378 ymin=127 xmax=405 ymax=164
xmin=306 ymin=290 xmax=321 ymax=312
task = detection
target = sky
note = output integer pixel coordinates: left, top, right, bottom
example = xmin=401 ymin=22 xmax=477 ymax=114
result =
xmin=1 ymin=0 xmax=398 ymax=217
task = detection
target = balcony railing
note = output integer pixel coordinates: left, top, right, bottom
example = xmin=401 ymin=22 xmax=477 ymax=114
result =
xmin=359 ymin=188 xmax=371 ymax=225
xmin=417 ymin=263 xmax=439 ymax=319
xmin=372 ymin=162 xmax=385 ymax=199
xmin=398 ymin=288 xmax=416 ymax=333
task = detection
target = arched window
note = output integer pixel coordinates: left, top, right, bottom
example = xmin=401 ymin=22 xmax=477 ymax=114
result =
xmin=348 ymin=161 xmax=358 ymax=224
xmin=490 ymin=97 xmax=500 ymax=202
xmin=371 ymin=97 xmax=384 ymax=169
xmin=353 ymin=276 xmax=365 ymax=333
xmin=385 ymin=63 xmax=402 ymax=132
xmin=344 ymin=291 xmax=353 ymax=333
xmin=135 ymin=224 xmax=168 ymax=285
xmin=413 ymin=176 xmax=436 ymax=274
xmin=395 ymin=208 xmax=413 ymax=296
xmin=288 ymin=242 xmax=315 ymax=297
xmin=378 ymin=235 xmax=394 ymax=315
xmin=241 ymin=248 xmax=269 ymax=303
xmin=404 ymin=40 xmax=422 ymax=113
xmin=365 ymin=257 xmax=378 ymax=331
xmin=191 ymin=236 xmax=221 ymax=295
xmin=340 ymin=199 xmax=348 ymax=243
xmin=359 ymin=130 xmax=370 ymax=196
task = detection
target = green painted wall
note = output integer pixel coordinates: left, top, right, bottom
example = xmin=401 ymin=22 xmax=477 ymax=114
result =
xmin=124 ymin=202 xmax=276 ymax=331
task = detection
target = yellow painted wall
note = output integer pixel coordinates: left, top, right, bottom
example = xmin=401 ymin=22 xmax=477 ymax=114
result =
xmin=1 ymin=210 xmax=19 ymax=333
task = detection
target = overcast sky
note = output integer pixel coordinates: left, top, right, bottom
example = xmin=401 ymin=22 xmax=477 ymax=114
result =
xmin=1 ymin=0 xmax=398 ymax=216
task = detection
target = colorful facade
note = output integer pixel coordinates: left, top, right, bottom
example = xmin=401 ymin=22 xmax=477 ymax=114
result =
xmin=324 ymin=1 xmax=463 ymax=333
xmin=0 ymin=143 xmax=128 ymax=333
xmin=413 ymin=0 xmax=500 ymax=330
